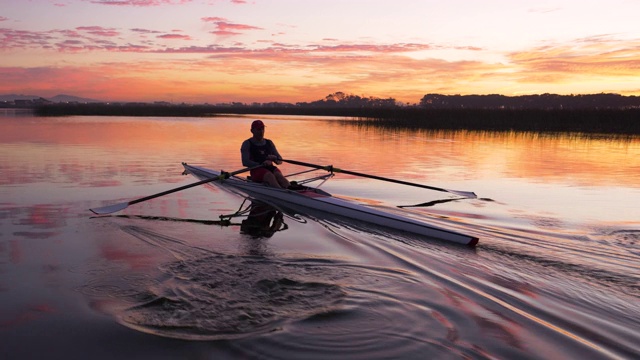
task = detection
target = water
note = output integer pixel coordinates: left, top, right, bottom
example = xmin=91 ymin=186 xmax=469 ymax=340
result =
xmin=1 ymin=113 xmax=639 ymax=359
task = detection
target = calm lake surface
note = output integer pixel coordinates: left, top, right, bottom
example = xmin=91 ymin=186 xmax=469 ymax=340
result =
xmin=1 ymin=112 xmax=639 ymax=359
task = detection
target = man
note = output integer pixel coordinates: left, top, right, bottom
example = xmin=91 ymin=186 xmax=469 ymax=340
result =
xmin=240 ymin=120 xmax=290 ymax=188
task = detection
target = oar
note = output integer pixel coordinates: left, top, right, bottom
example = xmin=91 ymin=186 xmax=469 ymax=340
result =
xmin=283 ymin=159 xmax=477 ymax=198
xmin=90 ymin=165 xmax=261 ymax=215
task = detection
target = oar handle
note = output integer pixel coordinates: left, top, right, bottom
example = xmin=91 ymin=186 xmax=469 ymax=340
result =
xmin=282 ymin=159 xmax=330 ymax=171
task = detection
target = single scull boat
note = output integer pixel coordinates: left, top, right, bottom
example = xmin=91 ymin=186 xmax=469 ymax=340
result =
xmin=182 ymin=162 xmax=479 ymax=246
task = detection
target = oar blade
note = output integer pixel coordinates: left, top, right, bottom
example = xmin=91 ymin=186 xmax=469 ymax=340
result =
xmin=447 ymin=190 xmax=477 ymax=199
xmin=90 ymin=202 xmax=130 ymax=215
xmin=89 ymin=164 xmax=262 ymax=215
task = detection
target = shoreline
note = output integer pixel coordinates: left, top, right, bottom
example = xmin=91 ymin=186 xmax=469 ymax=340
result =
xmin=22 ymin=103 xmax=640 ymax=135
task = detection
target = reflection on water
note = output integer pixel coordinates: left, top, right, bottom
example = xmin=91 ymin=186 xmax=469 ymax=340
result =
xmin=1 ymin=114 xmax=639 ymax=359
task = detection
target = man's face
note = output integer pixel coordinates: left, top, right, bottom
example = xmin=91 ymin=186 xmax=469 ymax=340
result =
xmin=252 ymin=127 xmax=265 ymax=139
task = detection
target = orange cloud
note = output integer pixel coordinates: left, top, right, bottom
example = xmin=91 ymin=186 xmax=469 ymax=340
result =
xmin=2 ymin=18 xmax=639 ymax=103
xmin=509 ymin=35 xmax=640 ymax=82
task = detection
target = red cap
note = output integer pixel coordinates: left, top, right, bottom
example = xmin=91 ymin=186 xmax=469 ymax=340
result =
xmin=251 ymin=120 xmax=265 ymax=129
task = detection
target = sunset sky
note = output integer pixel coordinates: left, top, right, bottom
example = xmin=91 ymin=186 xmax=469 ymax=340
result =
xmin=1 ymin=0 xmax=639 ymax=104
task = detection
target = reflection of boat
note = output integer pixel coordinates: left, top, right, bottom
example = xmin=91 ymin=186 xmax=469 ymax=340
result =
xmin=182 ymin=163 xmax=479 ymax=246
xmin=228 ymin=200 xmax=287 ymax=238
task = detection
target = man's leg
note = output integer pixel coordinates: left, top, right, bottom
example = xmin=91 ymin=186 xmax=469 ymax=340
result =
xmin=274 ymin=170 xmax=290 ymax=188
xmin=262 ymin=171 xmax=281 ymax=188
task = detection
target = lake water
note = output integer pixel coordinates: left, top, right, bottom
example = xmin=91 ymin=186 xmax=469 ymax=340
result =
xmin=1 ymin=112 xmax=639 ymax=359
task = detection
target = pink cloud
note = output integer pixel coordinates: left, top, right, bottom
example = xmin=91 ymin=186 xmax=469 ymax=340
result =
xmin=0 ymin=26 xmax=161 ymax=51
xmin=0 ymin=28 xmax=57 ymax=49
xmin=202 ymin=17 xmax=262 ymax=37
xmin=0 ymin=16 xmax=9 ymax=22
xmin=157 ymin=34 xmax=192 ymax=40
xmin=76 ymin=26 xmax=120 ymax=37
xmin=215 ymin=21 xmax=261 ymax=32
xmin=210 ymin=30 xmax=241 ymax=36
xmin=202 ymin=17 xmax=227 ymax=22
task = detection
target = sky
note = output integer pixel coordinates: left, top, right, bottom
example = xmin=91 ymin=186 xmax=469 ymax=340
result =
xmin=1 ymin=0 xmax=639 ymax=104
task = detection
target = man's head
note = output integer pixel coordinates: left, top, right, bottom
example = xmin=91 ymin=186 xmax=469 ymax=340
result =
xmin=251 ymin=120 xmax=265 ymax=130
xmin=251 ymin=119 xmax=265 ymax=139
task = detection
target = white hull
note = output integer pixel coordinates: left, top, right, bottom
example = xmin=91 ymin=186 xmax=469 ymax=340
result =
xmin=183 ymin=163 xmax=479 ymax=246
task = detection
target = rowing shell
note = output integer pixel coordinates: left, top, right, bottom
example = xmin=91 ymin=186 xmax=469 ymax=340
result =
xmin=182 ymin=163 xmax=479 ymax=246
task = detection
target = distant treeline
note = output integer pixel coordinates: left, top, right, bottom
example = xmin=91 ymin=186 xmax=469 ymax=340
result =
xmin=33 ymin=102 xmax=640 ymax=135
xmin=418 ymin=93 xmax=640 ymax=110
xmin=32 ymin=91 xmax=640 ymax=135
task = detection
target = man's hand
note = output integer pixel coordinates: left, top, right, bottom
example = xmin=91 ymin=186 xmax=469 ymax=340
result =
xmin=263 ymin=160 xmax=273 ymax=166
xmin=266 ymin=155 xmax=282 ymax=165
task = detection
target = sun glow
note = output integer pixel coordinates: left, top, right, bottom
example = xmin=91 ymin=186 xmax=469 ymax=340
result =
xmin=1 ymin=0 xmax=639 ymax=103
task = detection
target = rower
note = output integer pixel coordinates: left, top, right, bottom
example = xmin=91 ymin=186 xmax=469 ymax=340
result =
xmin=240 ymin=120 xmax=290 ymax=189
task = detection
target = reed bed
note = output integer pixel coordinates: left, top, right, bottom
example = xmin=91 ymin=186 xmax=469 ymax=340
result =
xmin=34 ymin=103 xmax=640 ymax=135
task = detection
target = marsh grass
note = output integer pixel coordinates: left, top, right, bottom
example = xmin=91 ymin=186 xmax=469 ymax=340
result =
xmin=352 ymin=108 xmax=640 ymax=135
xmin=35 ymin=103 xmax=640 ymax=135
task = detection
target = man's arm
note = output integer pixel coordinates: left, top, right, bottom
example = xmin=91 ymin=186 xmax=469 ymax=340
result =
xmin=270 ymin=141 xmax=284 ymax=165
xmin=240 ymin=140 xmax=261 ymax=167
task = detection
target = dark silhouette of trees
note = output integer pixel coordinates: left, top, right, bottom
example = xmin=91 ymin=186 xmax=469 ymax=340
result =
xmin=297 ymin=92 xmax=398 ymax=108
xmin=419 ymin=93 xmax=640 ymax=110
xmin=30 ymin=91 xmax=640 ymax=134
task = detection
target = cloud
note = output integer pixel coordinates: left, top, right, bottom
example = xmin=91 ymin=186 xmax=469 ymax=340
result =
xmin=201 ymin=17 xmax=226 ymax=22
xmin=76 ymin=26 xmax=120 ymax=37
xmin=2 ymin=20 xmax=639 ymax=103
xmin=0 ymin=26 xmax=169 ymax=51
xmin=311 ymin=43 xmax=434 ymax=53
xmin=0 ymin=28 xmax=57 ymax=49
xmin=0 ymin=17 xmax=9 ymax=22
xmin=157 ymin=34 xmax=192 ymax=40
xmin=509 ymin=35 xmax=640 ymax=82
xmin=130 ymin=28 xmax=162 ymax=34
xmin=202 ymin=17 xmax=262 ymax=37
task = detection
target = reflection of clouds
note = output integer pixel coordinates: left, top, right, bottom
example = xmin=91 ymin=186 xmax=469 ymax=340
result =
xmin=439 ymin=287 xmax=524 ymax=351
xmin=12 ymin=231 xmax=58 ymax=240
xmin=0 ymin=303 xmax=55 ymax=331
xmin=0 ymin=205 xmax=66 ymax=244
xmin=81 ymin=179 xmax=123 ymax=187
xmin=13 ymin=205 xmax=67 ymax=230
xmin=490 ymin=274 xmax=539 ymax=298
xmin=99 ymin=243 xmax=156 ymax=270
